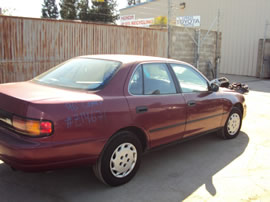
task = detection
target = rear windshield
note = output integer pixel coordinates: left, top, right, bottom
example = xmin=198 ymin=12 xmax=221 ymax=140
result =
xmin=34 ymin=58 xmax=121 ymax=90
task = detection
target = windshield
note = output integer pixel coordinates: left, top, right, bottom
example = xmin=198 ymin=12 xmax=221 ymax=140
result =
xmin=34 ymin=58 xmax=121 ymax=90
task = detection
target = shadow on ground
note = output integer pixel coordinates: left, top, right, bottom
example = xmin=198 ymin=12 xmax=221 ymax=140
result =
xmin=245 ymin=80 xmax=270 ymax=93
xmin=0 ymin=132 xmax=249 ymax=202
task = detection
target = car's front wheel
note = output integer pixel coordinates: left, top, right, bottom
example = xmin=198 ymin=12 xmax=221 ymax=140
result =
xmin=219 ymin=107 xmax=242 ymax=139
xmin=93 ymin=131 xmax=142 ymax=186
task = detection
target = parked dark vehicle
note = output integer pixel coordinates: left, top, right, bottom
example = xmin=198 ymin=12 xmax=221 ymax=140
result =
xmin=0 ymin=55 xmax=246 ymax=186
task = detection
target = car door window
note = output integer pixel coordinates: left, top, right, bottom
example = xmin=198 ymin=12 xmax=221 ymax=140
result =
xmin=129 ymin=64 xmax=177 ymax=95
xmin=129 ymin=65 xmax=143 ymax=95
xmin=171 ymin=64 xmax=209 ymax=93
xmin=143 ymin=63 xmax=176 ymax=95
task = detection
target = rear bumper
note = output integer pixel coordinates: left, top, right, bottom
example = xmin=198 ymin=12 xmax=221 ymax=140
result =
xmin=0 ymin=127 xmax=106 ymax=172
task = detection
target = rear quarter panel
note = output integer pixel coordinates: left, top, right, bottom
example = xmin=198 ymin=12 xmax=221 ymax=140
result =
xmin=25 ymin=62 xmax=135 ymax=157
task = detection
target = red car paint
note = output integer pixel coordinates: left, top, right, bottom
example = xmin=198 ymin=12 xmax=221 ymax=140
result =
xmin=0 ymin=55 xmax=246 ymax=171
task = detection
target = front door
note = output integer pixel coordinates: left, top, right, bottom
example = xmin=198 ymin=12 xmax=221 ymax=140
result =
xmin=170 ymin=63 xmax=223 ymax=138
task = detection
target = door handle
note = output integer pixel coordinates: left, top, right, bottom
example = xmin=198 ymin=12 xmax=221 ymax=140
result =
xmin=187 ymin=100 xmax=196 ymax=106
xmin=136 ymin=106 xmax=148 ymax=114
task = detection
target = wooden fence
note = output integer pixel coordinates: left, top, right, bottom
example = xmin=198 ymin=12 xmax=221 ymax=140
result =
xmin=0 ymin=16 xmax=167 ymax=83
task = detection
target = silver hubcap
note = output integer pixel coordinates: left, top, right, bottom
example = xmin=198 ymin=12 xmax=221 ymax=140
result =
xmin=110 ymin=143 xmax=137 ymax=178
xmin=227 ymin=113 xmax=241 ymax=135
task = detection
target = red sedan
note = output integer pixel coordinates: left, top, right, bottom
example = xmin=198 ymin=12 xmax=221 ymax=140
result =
xmin=0 ymin=55 xmax=246 ymax=186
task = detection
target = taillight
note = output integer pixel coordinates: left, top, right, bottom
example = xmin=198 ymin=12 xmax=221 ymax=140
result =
xmin=12 ymin=116 xmax=53 ymax=137
xmin=40 ymin=121 xmax=52 ymax=134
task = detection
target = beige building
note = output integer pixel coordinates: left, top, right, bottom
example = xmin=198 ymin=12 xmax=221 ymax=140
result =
xmin=120 ymin=0 xmax=270 ymax=77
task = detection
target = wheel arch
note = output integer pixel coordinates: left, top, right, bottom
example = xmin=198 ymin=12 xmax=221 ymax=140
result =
xmin=233 ymin=103 xmax=244 ymax=116
xmin=112 ymin=126 xmax=149 ymax=152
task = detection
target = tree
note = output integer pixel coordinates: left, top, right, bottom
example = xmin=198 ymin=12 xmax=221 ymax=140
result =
xmin=78 ymin=0 xmax=91 ymax=21
xmin=41 ymin=0 xmax=59 ymax=19
xmin=90 ymin=0 xmax=119 ymax=23
xmin=59 ymin=0 xmax=79 ymax=20
xmin=0 ymin=7 xmax=16 ymax=16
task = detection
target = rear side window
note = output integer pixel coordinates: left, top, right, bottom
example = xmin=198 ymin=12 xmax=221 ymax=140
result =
xmin=143 ymin=63 xmax=176 ymax=95
xmin=129 ymin=63 xmax=176 ymax=95
xmin=129 ymin=65 xmax=143 ymax=95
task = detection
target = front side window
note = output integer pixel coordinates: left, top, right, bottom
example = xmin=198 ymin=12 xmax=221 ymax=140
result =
xmin=171 ymin=64 xmax=209 ymax=93
xmin=34 ymin=58 xmax=121 ymax=90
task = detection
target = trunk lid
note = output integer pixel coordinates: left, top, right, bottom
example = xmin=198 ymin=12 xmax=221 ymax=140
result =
xmin=0 ymin=81 xmax=101 ymax=117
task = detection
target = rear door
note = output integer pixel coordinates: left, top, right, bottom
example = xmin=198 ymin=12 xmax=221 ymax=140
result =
xmin=170 ymin=63 xmax=224 ymax=138
xmin=125 ymin=63 xmax=187 ymax=148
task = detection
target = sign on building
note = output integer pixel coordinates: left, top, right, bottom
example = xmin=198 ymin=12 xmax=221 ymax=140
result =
xmin=176 ymin=16 xmax=201 ymax=27
xmin=120 ymin=15 xmax=136 ymax=22
xmin=121 ymin=18 xmax=154 ymax=27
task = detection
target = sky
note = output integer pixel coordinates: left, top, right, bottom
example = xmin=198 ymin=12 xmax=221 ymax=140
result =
xmin=0 ymin=0 xmax=127 ymax=18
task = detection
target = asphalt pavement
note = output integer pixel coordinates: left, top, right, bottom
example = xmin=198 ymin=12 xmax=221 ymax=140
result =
xmin=0 ymin=75 xmax=270 ymax=202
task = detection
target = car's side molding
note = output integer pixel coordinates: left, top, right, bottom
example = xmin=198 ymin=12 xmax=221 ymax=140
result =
xmin=186 ymin=112 xmax=228 ymax=125
xmin=149 ymin=122 xmax=185 ymax=133
xmin=149 ymin=112 xmax=228 ymax=134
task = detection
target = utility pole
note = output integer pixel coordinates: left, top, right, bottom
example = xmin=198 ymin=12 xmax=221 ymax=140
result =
xmin=196 ymin=29 xmax=200 ymax=69
xmin=167 ymin=0 xmax=171 ymax=58
xmin=215 ymin=9 xmax=220 ymax=78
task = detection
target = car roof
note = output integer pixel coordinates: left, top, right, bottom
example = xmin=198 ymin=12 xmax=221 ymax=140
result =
xmin=79 ymin=54 xmax=187 ymax=65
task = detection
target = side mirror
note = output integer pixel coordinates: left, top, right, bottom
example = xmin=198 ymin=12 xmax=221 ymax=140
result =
xmin=210 ymin=83 xmax=219 ymax=92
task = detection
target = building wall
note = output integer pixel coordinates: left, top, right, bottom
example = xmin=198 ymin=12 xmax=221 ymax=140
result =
xmin=120 ymin=0 xmax=168 ymax=20
xmin=120 ymin=0 xmax=270 ymax=76
xmin=256 ymin=39 xmax=270 ymax=78
xmin=170 ymin=26 xmax=221 ymax=80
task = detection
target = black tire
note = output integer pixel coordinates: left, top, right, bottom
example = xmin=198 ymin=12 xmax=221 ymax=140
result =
xmin=93 ymin=131 xmax=142 ymax=186
xmin=219 ymin=107 xmax=242 ymax=139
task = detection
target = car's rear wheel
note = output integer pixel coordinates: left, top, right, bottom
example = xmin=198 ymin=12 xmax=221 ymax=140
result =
xmin=219 ymin=107 xmax=242 ymax=139
xmin=93 ymin=131 xmax=142 ymax=186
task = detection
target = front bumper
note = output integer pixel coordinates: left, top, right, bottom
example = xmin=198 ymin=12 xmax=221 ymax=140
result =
xmin=243 ymin=103 xmax=247 ymax=119
xmin=0 ymin=127 xmax=106 ymax=171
